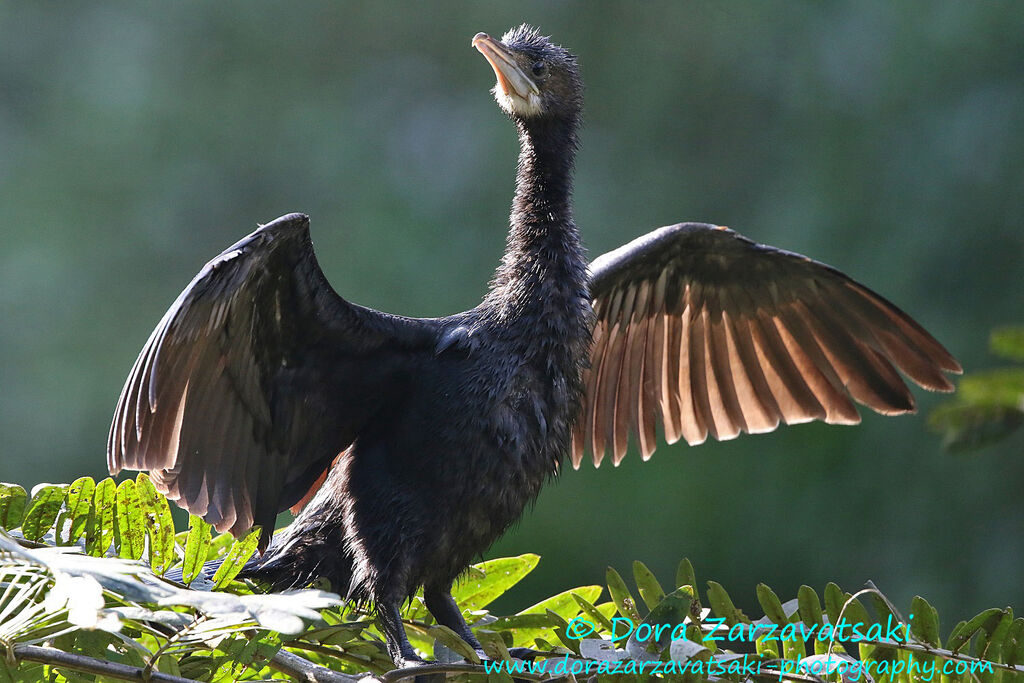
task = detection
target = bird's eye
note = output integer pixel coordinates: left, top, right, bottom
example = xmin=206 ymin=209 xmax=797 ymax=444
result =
xmin=531 ymin=61 xmax=547 ymax=77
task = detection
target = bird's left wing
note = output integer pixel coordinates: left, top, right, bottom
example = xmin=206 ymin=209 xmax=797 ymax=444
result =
xmin=572 ymin=223 xmax=961 ymax=467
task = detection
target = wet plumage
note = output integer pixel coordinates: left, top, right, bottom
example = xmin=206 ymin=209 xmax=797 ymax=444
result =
xmin=108 ymin=25 xmax=959 ymax=665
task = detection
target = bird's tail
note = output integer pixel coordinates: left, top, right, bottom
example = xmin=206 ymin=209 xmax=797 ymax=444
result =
xmin=163 ymin=534 xmax=346 ymax=592
xmin=166 ymin=493 xmax=355 ymax=594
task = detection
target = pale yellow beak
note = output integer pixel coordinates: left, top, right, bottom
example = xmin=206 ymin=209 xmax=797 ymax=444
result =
xmin=472 ymin=32 xmax=541 ymax=101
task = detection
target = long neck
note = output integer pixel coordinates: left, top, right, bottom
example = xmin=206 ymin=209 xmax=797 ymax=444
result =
xmin=483 ymin=117 xmax=589 ymax=324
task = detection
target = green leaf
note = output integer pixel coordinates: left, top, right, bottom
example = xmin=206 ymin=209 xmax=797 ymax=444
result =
xmin=520 ymin=585 xmax=602 ymax=620
xmin=135 ymin=473 xmax=176 ymax=573
xmin=429 ymin=624 xmax=481 ymax=663
xmin=976 ymin=608 xmax=1013 ymax=661
xmin=300 ymin=624 xmax=367 ymax=646
xmin=797 ymin=585 xmax=823 ymax=626
xmin=676 ymin=558 xmax=696 ymax=593
xmin=501 ymin=586 xmax=601 ymax=648
xmin=533 ymin=637 xmax=555 ymax=651
xmin=910 ymin=595 xmax=940 ymax=646
xmin=207 ymin=531 xmax=235 ymax=561
xmin=868 ymin=593 xmax=896 ymax=626
xmin=212 ymin=526 xmax=261 ymax=588
xmin=113 ymin=479 xmax=145 ymax=560
xmin=571 ymin=591 xmax=615 ymax=633
xmin=596 ymin=601 xmax=618 ymax=622
xmin=1004 ymin=618 xmax=1024 ymax=666
xmin=0 ymin=483 xmax=28 ymax=530
xmin=177 ymin=654 xmax=216 ymax=681
xmin=607 ymin=566 xmax=642 ymax=622
xmin=155 ymin=654 xmax=182 ymax=677
xmin=947 ymin=608 xmax=1003 ymax=654
xmin=542 ymin=609 xmax=580 ymax=654
xmin=476 ymin=628 xmax=512 ymax=661
xmin=451 ymin=553 xmax=539 ymax=611
xmin=960 ymin=369 xmax=1024 ymax=406
xmin=632 ymin=560 xmax=666 ymax=611
xmin=0 ymin=657 xmax=16 ymax=683
xmin=756 ymin=583 xmax=787 ymax=626
xmin=62 ymin=477 xmax=95 ymax=545
xmin=633 ymin=587 xmax=693 ymax=653
xmin=213 ymin=633 xmax=280 ymax=678
xmin=824 ymin=582 xmax=845 ymax=625
xmin=69 ymin=631 xmax=123 ymax=662
xmin=756 ymin=631 xmax=779 ymax=658
xmin=991 ymin=327 xmax=1024 ymax=362
xmin=947 ymin=620 xmax=967 ymax=651
xmin=21 ymin=484 xmax=67 ymax=541
xmin=842 ymin=595 xmax=871 ymax=634
xmin=707 ymin=580 xmax=750 ymax=627
xmin=182 ymin=514 xmax=213 ymax=585
xmin=930 ymin=402 xmax=1024 ymax=452
xmin=86 ymin=477 xmax=116 ymax=556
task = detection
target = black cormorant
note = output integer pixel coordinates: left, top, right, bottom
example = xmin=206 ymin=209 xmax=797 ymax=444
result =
xmin=108 ymin=26 xmax=961 ymax=665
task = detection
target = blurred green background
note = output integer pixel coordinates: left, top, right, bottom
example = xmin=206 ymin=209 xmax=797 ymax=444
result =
xmin=2 ymin=2 xmax=1022 ymax=625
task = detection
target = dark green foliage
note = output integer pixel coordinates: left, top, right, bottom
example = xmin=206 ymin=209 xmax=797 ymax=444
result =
xmin=931 ymin=326 xmax=1024 ymax=451
xmin=2 ymin=477 xmax=1023 ymax=682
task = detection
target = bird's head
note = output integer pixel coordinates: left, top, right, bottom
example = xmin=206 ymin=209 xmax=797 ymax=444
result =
xmin=473 ymin=25 xmax=582 ymax=124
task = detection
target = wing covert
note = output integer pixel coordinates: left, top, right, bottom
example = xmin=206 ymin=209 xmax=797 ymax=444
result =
xmin=573 ymin=223 xmax=961 ymax=467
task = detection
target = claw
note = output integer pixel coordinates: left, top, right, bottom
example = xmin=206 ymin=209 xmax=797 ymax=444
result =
xmin=508 ymin=646 xmax=543 ymax=661
xmin=395 ymin=656 xmax=428 ymax=668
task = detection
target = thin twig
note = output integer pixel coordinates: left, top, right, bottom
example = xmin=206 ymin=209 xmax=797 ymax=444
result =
xmin=13 ymin=644 xmax=198 ymax=683
xmin=143 ymin=612 xmax=209 ymax=679
xmin=845 ymin=637 xmax=1024 ymax=676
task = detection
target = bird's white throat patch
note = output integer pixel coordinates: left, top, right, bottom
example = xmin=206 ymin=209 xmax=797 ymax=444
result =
xmin=494 ymin=86 xmax=543 ymax=118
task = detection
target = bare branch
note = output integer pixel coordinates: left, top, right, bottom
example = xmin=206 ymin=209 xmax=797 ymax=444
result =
xmin=269 ymin=647 xmax=361 ymax=683
xmin=13 ymin=644 xmax=198 ymax=683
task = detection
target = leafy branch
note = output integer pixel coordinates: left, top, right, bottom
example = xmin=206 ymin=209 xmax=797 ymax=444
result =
xmin=2 ymin=476 xmax=1022 ymax=682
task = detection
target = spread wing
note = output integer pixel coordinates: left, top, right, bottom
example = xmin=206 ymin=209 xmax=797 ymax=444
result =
xmin=572 ymin=223 xmax=961 ymax=467
xmin=108 ymin=213 xmax=437 ymax=539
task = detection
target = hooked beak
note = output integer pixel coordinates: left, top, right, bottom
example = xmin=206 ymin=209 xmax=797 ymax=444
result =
xmin=472 ymin=32 xmax=541 ymax=101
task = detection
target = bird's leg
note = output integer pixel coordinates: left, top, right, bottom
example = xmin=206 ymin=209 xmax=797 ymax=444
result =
xmin=425 ymin=587 xmax=544 ymax=661
xmin=423 ymin=588 xmax=484 ymax=651
xmin=377 ymin=600 xmax=424 ymax=667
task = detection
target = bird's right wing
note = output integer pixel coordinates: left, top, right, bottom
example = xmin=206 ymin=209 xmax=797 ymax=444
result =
xmin=108 ymin=213 xmax=436 ymax=541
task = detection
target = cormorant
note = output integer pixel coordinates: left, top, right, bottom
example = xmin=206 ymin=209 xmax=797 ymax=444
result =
xmin=108 ymin=26 xmax=961 ymax=665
